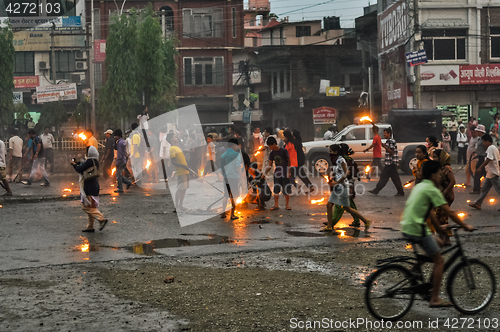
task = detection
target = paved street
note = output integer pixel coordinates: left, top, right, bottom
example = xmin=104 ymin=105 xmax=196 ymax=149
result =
xmin=1 ymin=168 xmax=499 ymax=331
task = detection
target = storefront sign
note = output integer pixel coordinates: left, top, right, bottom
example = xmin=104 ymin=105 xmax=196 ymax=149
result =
xmin=13 ymin=91 xmax=23 ymax=104
xmin=36 ymin=83 xmax=77 ymax=103
xmin=460 ymin=64 xmax=500 ymax=85
xmin=420 ymin=65 xmax=460 ymax=86
xmin=421 ymin=64 xmax=500 ymax=86
xmin=313 ymin=107 xmax=336 ymax=124
xmin=14 ymin=75 xmax=39 ymax=88
xmin=406 ymin=50 xmax=428 ymax=67
xmin=378 ymin=0 xmax=409 ymax=55
xmin=12 ymin=30 xmax=84 ymax=51
xmin=1 ymin=16 xmax=81 ymax=28
xmin=94 ymin=40 xmax=106 ymax=63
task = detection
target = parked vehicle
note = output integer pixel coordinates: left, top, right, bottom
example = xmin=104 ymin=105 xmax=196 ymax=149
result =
xmin=303 ymin=109 xmax=442 ymax=175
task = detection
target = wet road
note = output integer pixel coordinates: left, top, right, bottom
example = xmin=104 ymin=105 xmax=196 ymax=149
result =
xmin=1 ymin=170 xmax=499 ymax=271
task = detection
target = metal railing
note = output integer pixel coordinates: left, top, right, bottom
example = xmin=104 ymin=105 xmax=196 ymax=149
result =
xmin=5 ymin=139 xmax=106 ymax=151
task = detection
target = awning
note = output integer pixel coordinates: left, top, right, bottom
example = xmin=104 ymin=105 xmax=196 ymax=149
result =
xmin=421 ymin=19 xmax=469 ymax=28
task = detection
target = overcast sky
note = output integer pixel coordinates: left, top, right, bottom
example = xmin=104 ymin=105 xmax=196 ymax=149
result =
xmin=266 ymin=0 xmax=372 ymax=28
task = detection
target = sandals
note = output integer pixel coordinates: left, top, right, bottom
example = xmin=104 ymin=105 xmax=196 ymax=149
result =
xmin=270 ymin=206 xmax=280 ymax=211
xmin=82 ymin=228 xmax=95 ymax=233
xmin=469 ymin=202 xmax=481 ymax=210
xmin=286 ymin=207 xmax=292 ymax=210
xmin=99 ymin=219 xmax=108 ymax=231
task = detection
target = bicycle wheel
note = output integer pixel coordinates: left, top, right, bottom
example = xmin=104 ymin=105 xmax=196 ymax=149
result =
xmin=365 ymin=264 xmax=416 ymax=321
xmin=447 ymin=259 xmax=496 ymax=314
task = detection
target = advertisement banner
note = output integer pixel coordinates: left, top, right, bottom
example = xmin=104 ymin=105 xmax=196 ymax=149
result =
xmin=378 ymin=0 xmax=409 ymax=55
xmin=14 ymin=75 xmax=39 ymax=88
xmin=1 ymin=16 xmax=81 ymax=29
xmin=12 ymin=30 xmax=84 ymax=51
xmin=36 ymin=83 xmax=77 ymax=103
xmin=459 ymin=64 xmax=500 ymax=85
xmin=406 ymin=49 xmax=428 ymax=67
xmin=420 ymin=65 xmax=460 ymax=86
xmin=13 ymin=92 xmax=23 ymax=104
xmin=94 ymin=40 xmax=106 ymax=62
xmin=420 ymin=64 xmax=500 ymax=86
xmin=313 ymin=107 xmax=336 ymax=124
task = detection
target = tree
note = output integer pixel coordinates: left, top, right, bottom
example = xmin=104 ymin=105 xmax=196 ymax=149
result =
xmin=0 ymin=25 xmax=15 ymax=130
xmin=38 ymin=101 xmax=69 ymax=134
xmin=99 ymin=5 xmax=178 ymax=123
xmin=72 ymin=97 xmax=88 ymax=130
xmin=14 ymin=103 xmax=30 ymax=121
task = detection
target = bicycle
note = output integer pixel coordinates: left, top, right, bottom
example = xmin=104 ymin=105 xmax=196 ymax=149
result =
xmin=364 ymin=226 xmax=496 ymax=321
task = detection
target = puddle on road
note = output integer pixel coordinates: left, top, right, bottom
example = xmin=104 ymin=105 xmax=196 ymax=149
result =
xmin=286 ymin=231 xmax=325 ymax=238
xmin=128 ymin=234 xmax=234 ymax=256
xmin=286 ymin=227 xmax=367 ymax=239
xmin=249 ymin=220 xmax=284 ymax=225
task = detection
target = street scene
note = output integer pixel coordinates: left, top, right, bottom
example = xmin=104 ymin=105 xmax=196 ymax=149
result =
xmin=1 ymin=0 xmax=500 ymax=331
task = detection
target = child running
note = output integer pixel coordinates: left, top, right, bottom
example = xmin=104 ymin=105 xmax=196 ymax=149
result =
xmin=321 ymin=144 xmax=371 ymax=232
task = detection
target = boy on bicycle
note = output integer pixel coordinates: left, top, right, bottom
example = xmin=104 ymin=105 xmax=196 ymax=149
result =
xmin=400 ymin=160 xmax=474 ymax=308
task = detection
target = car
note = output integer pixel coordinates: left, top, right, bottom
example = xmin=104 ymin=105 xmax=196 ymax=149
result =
xmin=303 ymin=123 xmax=422 ymax=175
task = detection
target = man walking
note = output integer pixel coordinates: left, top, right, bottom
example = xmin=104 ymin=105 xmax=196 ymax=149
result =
xmin=363 ymin=125 xmax=383 ymax=178
xmin=22 ymin=130 xmax=50 ymax=186
xmin=167 ymin=134 xmax=190 ymax=213
xmin=465 ymin=126 xmax=478 ymax=187
xmin=456 ymin=125 xmax=468 ymax=165
xmin=101 ymin=129 xmax=115 ymax=180
xmin=471 ymin=125 xmax=487 ymax=194
xmin=368 ymin=127 xmax=405 ymax=196
xmin=41 ymin=127 xmax=55 ymax=173
xmin=0 ymin=138 xmax=13 ymax=196
xmin=7 ymin=130 xmax=23 ymax=182
xmin=85 ymin=129 xmax=98 ymax=150
xmin=113 ymin=129 xmax=132 ymax=193
xmin=447 ymin=115 xmax=458 ymax=150
xmin=220 ymin=138 xmax=243 ymax=219
xmin=469 ymin=134 xmax=500 ymax=210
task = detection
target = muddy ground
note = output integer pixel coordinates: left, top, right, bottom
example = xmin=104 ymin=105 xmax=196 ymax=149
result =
xmin=1 ymin=233 xmax=499 ymax=332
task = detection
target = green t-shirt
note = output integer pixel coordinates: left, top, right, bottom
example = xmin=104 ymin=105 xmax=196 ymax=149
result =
xmin=400 ymin=179 xmax=447 ymax=237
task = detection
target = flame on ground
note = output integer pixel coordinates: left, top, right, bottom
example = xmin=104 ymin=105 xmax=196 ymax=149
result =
xmin=466 ymin=200 xmax=471 ymax=203
xmin=81 ymin=243 xmax=89 ymax=252
xmin=111 ymin=167 xmax=116 ymax=176
xmin=145 ymin=160 xmax=151 ymax=171
xmin=254 ymin=151 xmax=261 ymax=156
xmin=63 ymin=188 xmax=72 ymax=192
xmin=62 ymin=194 xmax=67 ymax=197
xmin=454 ymin=183 xmax=466 ymax=188
xmin=359 ymin=116 xmax=373 ymax=123
xmin=490 ymin=198 xmax=495 ymax=203
xmin=323 ymin=175 xmax=329 ymax=182
xmin=404 ymin=182 xmax=412 ymax=188
xmin=405 ymin=243 xmax=412 ymax=250
xmin=311 ymin=197 xmax=325 ymax=204
xmin=78 ymin=133 xmax=87 ymax=141
xmin=338 ymin=230 xmax=346 ymax=237
xmin=365 ymin=165 xmax=370 ymax=173
xmin=458 ymin=212 xmax=466 ymax=218
xmin=236 ymin=197 xmax=243 ymax=204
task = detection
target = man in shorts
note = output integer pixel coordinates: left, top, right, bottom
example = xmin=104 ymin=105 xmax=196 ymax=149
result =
xmin=401 ymin=160 xmax=473 ymax=307
xmin=267 ymin=136 xmax=291 ymax=210
xmin=167 ymin=134 xmax=190 ymax=212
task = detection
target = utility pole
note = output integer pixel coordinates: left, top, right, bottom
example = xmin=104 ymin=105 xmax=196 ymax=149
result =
xmin=90 ymin=0 xmax=96 ymax=134
xmin=51 ymin=23 xmax=56 ymax=84
xmin=413 ymin=0 xmax=421 ymax=109
xmin=368 ymin=66 xmax=373 ymax=120
xmin=243 ymin=60 xmax=252 ymax=152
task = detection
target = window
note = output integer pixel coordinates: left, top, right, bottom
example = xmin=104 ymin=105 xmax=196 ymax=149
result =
xmin=280 ymin=27 xmax=284 ymax=45
xmin=271 ymin=69 xmax=291 ymax=98
xmin=93 ymin=9 xmax=100 ymax=39
xmin=14 ymin=52 xmax=34 ymax=76
xmin=184 ymin=57 xmax=224 ymax=85
xmin=296 ymin=26 xmax=311 ymax=37
xmin=160 ymin=6 xmax=174 ymax=38
xmin=51 ymin=51 xmax=76 ymax=80
xmin=490 ymin=27 xmax=500 ymax=59
xmin=422 ymin=29 xmax=466 ymax=61
xmin=344 ymin=128 xmax=365 ymax=141
xmin=270 ymin=29 xmax=274 ymax=46
xmin=183 ymin=8 xmax=223 ymax=38
xmin=279 ymin=71 xmax=284 ymax=93
xmin=232 ymin=7 xmax=237 ymax=38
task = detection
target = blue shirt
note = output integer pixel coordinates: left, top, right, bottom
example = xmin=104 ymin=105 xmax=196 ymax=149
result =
xmin=221 ymin=148 xmax=242 ymax=179
xmin=115 ymin=138 xmax=127 ymax=165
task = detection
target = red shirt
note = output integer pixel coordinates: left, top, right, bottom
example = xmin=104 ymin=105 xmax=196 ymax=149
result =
xmin=285 ymin=142 xmax=298 ymax=167
xmin=372 ymin=134 xmax=382 ymax=158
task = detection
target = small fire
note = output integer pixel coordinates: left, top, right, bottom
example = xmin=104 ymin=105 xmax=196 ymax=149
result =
xmin=323 ymin=175 xmax=329 ymax=182
xmin=480 ymin=176 xmax=485 ymax=181
xmin=466 ymin=200 xmax=471 ymax=203
xmin=254 ymin=151 xmax=261 ymax=156
xmin=404 ymin=181 xmax=412 ymax=188
xmin=454 ymin=183 xmax=466 ymax=188
xmin=458 ymin=212 xmax=466 ymax=218
xmin=71 ymin=183 xmax=74 ymax=185
xmin=405 ymin=243 xmax=412 ymax=250
xmin=113 ymin=197 xmax=116 ymax=200
xmin=489 ymin=198 xmax=495 ymax=203
xmin=111 ymin=184 xmax=115 ymax=187
xmin=145 ymin=160 xmax=151 ymax=171
xmin=78 ymin=132 xmax=87 ymax=141
xmin=81 ymin=243 xmax=89 ymax=252
xmin=63 ymin=188 xmax=72 ymax=192
xmin=200 ymin=169 xmax=204 ymax=176
xmin=359 ymin=116 xmax=373 ymax=123
xmin=0 ymin=205 xmax=3 ymax=208
xmin=111 ymin=168 xmax=116 ymax=176
xmin=365 ymin=165 xmax=370 ymax=173
xmin=339 ymin=230 xmax=346 ymax=237
xmin=236 ymin=197 xmax=243 ymax=204
xmin=206 ymin=153 xmax=210 ymax=157
xmin=62 ymin=194 xmax=67 ymax=197
xmin=311 ymin=197 xmax=325 ymax=204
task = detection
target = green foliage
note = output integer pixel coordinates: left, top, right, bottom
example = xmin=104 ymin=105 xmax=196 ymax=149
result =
xmin=38 ymin=101 xmax=69 ymax=133
xmin=14 ymin=103 xmax=29 ymax=120
xmin=0 ymin=26 xmax=15 ymax=126
xmin=72 ymin=97 xmax=88 ymax=129
xmin=99 ymin=4 xmax=178 ymax=122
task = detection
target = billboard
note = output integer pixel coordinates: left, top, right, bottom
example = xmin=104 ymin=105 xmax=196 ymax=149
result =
xmin=378 ymin=0 xmax=409 ymax=55
xmin=12 ymin=30 xmax=84 ymax=51
xmin=14 ymin=75 xmax=39 ymax=88
xmin=421 ymin=64 xmax=500 ymax=86
xmin=313 ymin=107 xmax=336 ymax=124
xmin=36 ymin=83 xmax=77 ymax=103
xmin=381 ymin=46 xmax=408 ymax=115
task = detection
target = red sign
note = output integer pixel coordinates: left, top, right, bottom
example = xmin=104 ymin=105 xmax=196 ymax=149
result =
xmin=94 ymin=40 xmax=106 ymax=62
xmin=14 ymin=75 xmax=39 ymax=88
xmin=313 ymin=107 xmax=336 ymax=124
xmin=459 ymin=64 xmax=500 ymax=85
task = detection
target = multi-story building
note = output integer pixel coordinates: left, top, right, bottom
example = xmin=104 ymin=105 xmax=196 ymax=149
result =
xmin=87 ymin=0 xmax=244 ymax=124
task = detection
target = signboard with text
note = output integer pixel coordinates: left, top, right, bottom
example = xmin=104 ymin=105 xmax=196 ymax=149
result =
xmin=313 ymin=107 xmax=336 ymax=124
xmin=406 ymin=49 xmax=428 ymax=67
xmin=36 ymin=83 xmax=77 ymax=103
xmin=12 ymin=30 xmax=84 ymax=51
xmin=14 ymin=75 xmax=39 ymax=88
xmin=94 ymin=40 xmax=106 ymax=62
xmin=378 ymin=0 xmax=409 ymax=55
xmin=13 ymin=92 xmax=23 ymax=104
xmin=421 ymin=64 xmax=500 ymax=86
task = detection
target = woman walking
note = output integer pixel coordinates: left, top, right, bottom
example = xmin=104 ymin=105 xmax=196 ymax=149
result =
xmin=441 ymin=127 xmax=451 ymax=154
xmin=426 ymin=135 xmax=439 ymax=159
xmin=71 ymin=146 xmax=108 ymax=232
xmin=321 ymin=144 xmax=371 ymax=232
xmin=291 ymin=130 xmax=315 ymax=194
xmin=412 ymin=145 xmax=429 ymax=184
xmin=283 ymin=130 xmax=299 ymax=190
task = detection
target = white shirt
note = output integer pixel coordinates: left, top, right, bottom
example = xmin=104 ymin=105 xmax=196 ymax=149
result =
xmin=8 ymin=135 xmax=23 ymax=157
xmin=207 ymin=141 xmax=216 ymax=161
xmin=138 ymin=113 xmax=149 ymax=130
xmin=159 ymin=136 xmax=171 ymax=159
xmin=0 ymin=140 xmax=6 ymax=167
xmin=126 ymin=137 xmax=132 ymax=156
xmin=41 ymin=133 xmax=55 ymax=149
xmin=447 ymin=120 xmax=458 ymax=132
xmin=323 ymin=130 xmax=333 ymax=140
xmin=457 ymin=132 xmax=468 ymax=148
xmin=485 ymin=145 xmax=500 ymax=178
